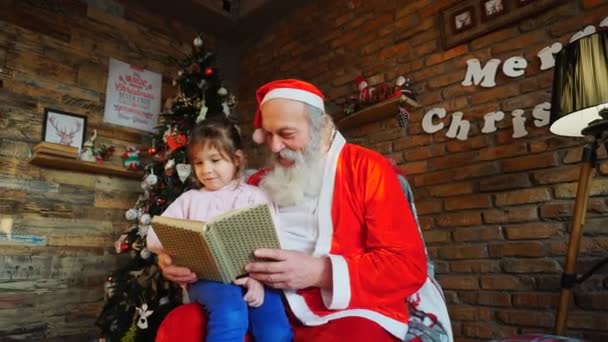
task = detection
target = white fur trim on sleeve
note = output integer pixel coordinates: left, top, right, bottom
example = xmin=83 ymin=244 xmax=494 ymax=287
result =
xmin=321 ymin=254 xmax=351 ymax=310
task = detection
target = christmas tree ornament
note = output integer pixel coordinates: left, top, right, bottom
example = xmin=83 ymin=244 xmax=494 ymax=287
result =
xmin=204 ymin=67 xmax=213 ymax=76
xmin=164 ymin=159 xmax=175 ymax=177
xmin=148 ymin=146 xmax=157 ymax=155
xmin=145 ymin=173 xmax=158 ymax=186
xmin=196 ymin=103 xmax=209 ymax=123
xmin=163 ymin=125 xmax=172 ymax=143
xmin=140 ymin=247 xmax=151 ymax=259
xmin=125 ymin=208 xmax=138 ymax=221
xmin=103 ymin=276 xmax=116 ymax=300
xmin=166 ymin=133 xmax=188 ymax=152
xmin=217 ymin=87 xmax=228 ymax=96
xmin=114 ymin=234 xmax=128 ymax=253
xmin=139 ymin=213 xmax=151 ymax=225
xmin=138 ymin=224 xmax=150 ymax=237
xmin=121 ymin=241 xmax=130 ymax=252
xmin=136 ymin=303 xmax=154 ymax=329
xmin=193 ymin=36 xmax=203 ymax=47
xmin=176 ymin=163 xmax=192 ymax=183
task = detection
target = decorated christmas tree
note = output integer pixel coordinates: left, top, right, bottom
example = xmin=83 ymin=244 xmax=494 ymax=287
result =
xmin=96 ymin=35 xmax=238 ymax=342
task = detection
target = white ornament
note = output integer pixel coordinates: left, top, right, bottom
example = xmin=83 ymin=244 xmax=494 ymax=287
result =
xmin=193 ymin=36 xmax=203 ymax=47
xmin=222 ymin=101 xmax=230 ymax=116
xmin=136 ymin=303 xmax=154 ymax=329
xmin=163 ymin=125 xmax=172 ymax=143
xmin=177 ymin=69 xmax=184 ymax=76
xmin=165 ymin=159 xmax=175 ymax=171
xmin=138 ymin=224 xmax=150 ymax=237
xmin=395 ymin=75 xmax=406 ymax=86
xmin=196 ymin=105 xmax=208 ymax=123
xmin=217 ymin=87 xmax=228 ymax=96
xmin=176 ymin=164 xmax=192 ymax=183
xmin=139 ymin=213 xmax=151 ymax=225
xmin=125 ymin=208 xmax=138 ymax=221
xmin=80 ymin=129 xmax=97 ymax=162
xmin=145 ymin=174 xmax=158 ymax=186
xmin=140 ymin=247 xmax=151 ymax=259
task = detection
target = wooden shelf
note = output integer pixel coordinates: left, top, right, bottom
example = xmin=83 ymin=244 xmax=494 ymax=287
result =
xmin=30 ymin=154 xmax=144 ymax=179
xmin=336 ymin=95 xmax=421 ymax=130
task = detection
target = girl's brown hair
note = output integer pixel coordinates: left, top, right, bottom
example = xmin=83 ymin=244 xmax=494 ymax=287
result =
xmin=187 ymin=118 xmax=244 ymax=177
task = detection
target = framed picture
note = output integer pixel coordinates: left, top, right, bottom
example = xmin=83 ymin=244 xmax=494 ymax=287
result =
xmin=452 ymin=7 xmax=476 ymax=33
xmin=42 ymin=108 xmax=87 ymax=149
xmin=481 ymin=0 xmax=507 ymax=21
xmin=440 ymin=0 xmax=560 ymax=49
xmin=517 ymin=0 xmax=536 ymax=7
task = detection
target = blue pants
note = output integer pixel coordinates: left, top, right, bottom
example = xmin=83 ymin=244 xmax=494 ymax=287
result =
xmin=189 ymin=280 xmax=293 ymax=342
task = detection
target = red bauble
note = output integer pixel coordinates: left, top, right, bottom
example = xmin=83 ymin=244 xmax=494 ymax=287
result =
xmin=166 ymin=133 xmax=188 ymax=152
xmin=121 ymin=243 xmax=130 ymax=252
xmin=204 ymin=67 xmax=213 ymax=76
xmin=148 ymin=147 xmax=157 ymax=155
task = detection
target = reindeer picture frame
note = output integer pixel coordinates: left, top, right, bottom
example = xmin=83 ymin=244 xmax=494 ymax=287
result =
xmin=42 ymin=109 xmax=87 ymax=149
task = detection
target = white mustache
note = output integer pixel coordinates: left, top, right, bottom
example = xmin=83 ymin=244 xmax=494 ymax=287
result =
xmin=278 ymin=148 xmax=300 ymax=161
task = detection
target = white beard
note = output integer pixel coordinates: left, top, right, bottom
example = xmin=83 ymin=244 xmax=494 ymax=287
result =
xmin=261 ymin=147 xmax=325 ymax=207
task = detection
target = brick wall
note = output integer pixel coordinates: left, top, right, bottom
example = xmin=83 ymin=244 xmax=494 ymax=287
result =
xmin=239 ymin=0 xmax=608 ymax=340
xmin=0 ymin=1 xmax=210 ymax=340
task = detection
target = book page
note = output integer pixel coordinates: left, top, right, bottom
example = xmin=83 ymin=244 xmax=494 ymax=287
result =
xmin=151 ymin=216 xmax=222 ymax=282
xmin=206 ymin=204 xmax=281 ymax=282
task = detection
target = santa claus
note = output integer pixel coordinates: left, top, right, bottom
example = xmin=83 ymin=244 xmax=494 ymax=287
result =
xmin=156 ymin=79 xmax=452 ymax=342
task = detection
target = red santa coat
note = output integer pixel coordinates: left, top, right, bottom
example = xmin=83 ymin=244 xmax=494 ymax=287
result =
xmin=250 ymin=132 xmax=428 ymax=338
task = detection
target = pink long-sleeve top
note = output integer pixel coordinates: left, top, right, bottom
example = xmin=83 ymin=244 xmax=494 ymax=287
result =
xmin=146 ymin=180 xmax=274 ymax=254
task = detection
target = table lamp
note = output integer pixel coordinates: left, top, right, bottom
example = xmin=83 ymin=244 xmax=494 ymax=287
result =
xmin=549 ymin=30 xmax=608 ymax=335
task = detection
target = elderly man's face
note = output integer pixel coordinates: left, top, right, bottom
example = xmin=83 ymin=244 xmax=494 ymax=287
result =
xmin=261 ymin=99 xmax=311 ymax=168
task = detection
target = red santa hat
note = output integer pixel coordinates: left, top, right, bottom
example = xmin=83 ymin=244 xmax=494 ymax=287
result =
xmin=252 ymin=79 xmax=325 ymax=144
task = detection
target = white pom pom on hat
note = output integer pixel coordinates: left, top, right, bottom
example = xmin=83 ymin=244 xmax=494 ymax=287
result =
xmin=252 ymin=79 xmax=325 ymax=144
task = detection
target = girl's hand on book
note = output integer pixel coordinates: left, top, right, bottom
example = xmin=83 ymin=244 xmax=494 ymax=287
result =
xmin=234 ymin=277 xmax=264 ymax=307
xmin=157 ymin=253 xmax=197 ymax=284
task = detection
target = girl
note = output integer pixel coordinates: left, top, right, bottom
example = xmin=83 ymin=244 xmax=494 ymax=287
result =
xmin=147 ymin=119 xmax=292 ymax=342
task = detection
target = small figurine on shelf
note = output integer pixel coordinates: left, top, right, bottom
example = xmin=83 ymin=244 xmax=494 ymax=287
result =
xmin=393 ymin=75 xmax=416 ymax=100
xmin=355 ymin=76 xmax=373 ymax=105
xmin=94 ymin=144 xmax=115 ymax=162
xmin=80 ymin=129 xmax=98 ymax=162
xmin=122 ymin=146 xmax=141 ymax=171
xmin=343 ymin=95 xmax=359 ymax=116
xmin=377 ymin=83 xmax=391 ymax=102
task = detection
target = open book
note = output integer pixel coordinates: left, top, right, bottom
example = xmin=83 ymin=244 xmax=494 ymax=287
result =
xmin=151 ymin=204 xmax=281 ymax=283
